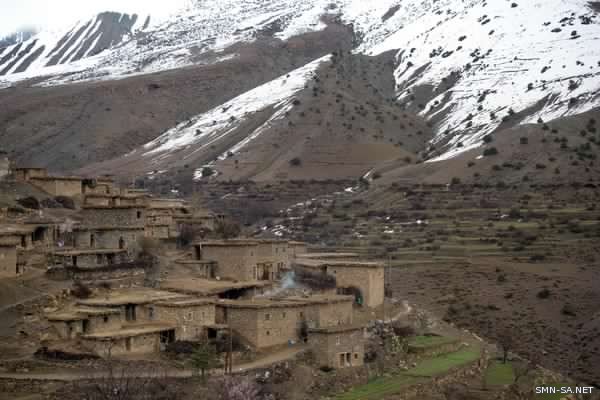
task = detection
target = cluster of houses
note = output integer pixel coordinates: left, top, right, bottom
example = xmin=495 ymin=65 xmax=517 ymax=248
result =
xmin=0 ymin=165 xmax=386 ymax=370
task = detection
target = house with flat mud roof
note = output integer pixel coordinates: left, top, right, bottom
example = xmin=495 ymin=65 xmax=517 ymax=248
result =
xmin=293 ymin=259 xmax=385 ymax=308
xmin=214 ymin=294 xmax=354 ymax=350
xmin=82 ymin=177 xmax=115 ymax=196
xmin=309 ymin=324 xmax=365 ymax=369
xmin=59 ymin=288 xmax=211 ymax=356
xmin=193 ymin=239 xmax=296 ymax=282
xmin=161 ymin=277 xmax=272 ymax=299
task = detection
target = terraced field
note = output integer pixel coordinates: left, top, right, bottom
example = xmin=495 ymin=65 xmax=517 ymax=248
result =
xmin=335 ymin=345 xmax=482 ymax=400
xmin=272 ymin=183 xmax=600 ymax=384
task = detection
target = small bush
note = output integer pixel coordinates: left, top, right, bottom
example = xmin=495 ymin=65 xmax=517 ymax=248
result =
xmin=72 ymin=282 xmax=92 ymax=299
xmin=17 ymin=196 xmax=40 ymax=210
xmin=289 ymin=157 xmax=302 ymax=167
xmin=483 ymin=147 xmax=498 ymax=156
xmin=536 ymin=288 xmax=551 ymax=299
xmin=55 ymin=196 xmax=76 ymax=209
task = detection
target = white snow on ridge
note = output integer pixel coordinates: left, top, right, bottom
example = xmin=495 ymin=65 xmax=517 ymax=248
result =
xmin=2 ymin=0 xmax=600 ymax=163
xmin=140 ymin=55 xmax=330 ymax=159
xmin=366 ymin=0 xmax=600 ymax=159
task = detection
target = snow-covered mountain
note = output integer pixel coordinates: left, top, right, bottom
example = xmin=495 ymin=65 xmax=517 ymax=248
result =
xmin=0 ymin=12 xmax=148 ymax=78
xmin=2 ymin=0 xmax=600 ymax=176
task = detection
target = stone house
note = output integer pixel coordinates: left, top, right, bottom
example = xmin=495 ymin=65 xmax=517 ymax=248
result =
xmin=14 ymin=167 xmax=48 ymax=182
xmin=82 ymin=178 xmax=115 ymax=196
xmin=48 ymin=307 xmax=122 ymax=340
xmin=73 ymin=226 xmax=144 ymax=257
xmin=257 ymin=239 xmax=289 ymax=277
xmin=215 ymin=295 xmax=354 ymax=350
xmin=149 ymin=298 xmax=215 ymax=341
xmin=194 ymin=239 xmax=296 ymax=282
xmin=309 ymin=325 xmax=365 ymax=369
xmin=81 ymin=323 xmax=177 ymax=356
xmin=80 ymin=205 xmax=146 ymax=228
xmin=288 ymin=241 xmax=309 ymax=260
xmin=293 ymin=259 xmax=385 ymax=308
xmin=194 ymin=240 xmax=260 ymax=281
xmin=60 ymin=289 xmax=212 ymax=356
xmin=52 ymin=248 xmax=130 ymax=269
xmin=161 ymin=277 xmax=272 ymax=300
xmin=0 ymin=224 xmax=49 ymax=250
xmin=28 ymin=176 xmax=84 ymax=197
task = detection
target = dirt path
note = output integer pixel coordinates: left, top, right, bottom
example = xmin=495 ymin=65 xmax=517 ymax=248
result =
xmin=0 ymin=345 xmax=308 ymax=381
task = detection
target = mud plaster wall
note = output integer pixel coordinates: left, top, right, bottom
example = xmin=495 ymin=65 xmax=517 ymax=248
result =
xmin=152 ymin=303 xmax=216 ymax=341
xmin=309 ymin=329 xmax=365 ymax=369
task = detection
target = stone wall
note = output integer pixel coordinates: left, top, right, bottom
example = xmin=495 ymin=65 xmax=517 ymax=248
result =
xmin=82 ymin=333 xmax=159 ymax=357
xmin=80 ymin=207 xmax=146 ymax=228
xmin=74 ymin=228 xmax=144 ymax=256
xmin=200 ymin=244 xmax=257 ymax=281
xmin=305 ymin=300 xmax=354 ymax=328
xmin=145 ymin=225 xmax=171 ymax=239
xmin=0 ymin=245 xmax=17 ymax=278
xmin=29 ymin=178 xmax=83 ymax=197
xmin=327 ymin=266 xmax=384 ymax=308
xmin=151 ymin=303 xmax=216 ymax=341
xmin=309 ymin=329 xmax=365 ymax=369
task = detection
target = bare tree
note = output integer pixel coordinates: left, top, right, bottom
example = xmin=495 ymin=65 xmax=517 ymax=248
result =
xmin=74 ymin=358 xmax=180 ymax=400
xmin=218 ymin=376 xmax=262 ymax=400
xmin=497 ymin=330 xmax=514 ymax=364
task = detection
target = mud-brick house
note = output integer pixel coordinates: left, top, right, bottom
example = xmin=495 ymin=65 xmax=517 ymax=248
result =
xmin=81 ymin=323 xmax=178 ymax=356
xmin=52 ymin=248 xmax=130 ymax=269
xmin=193 ymin=239 xmax=291 ymax=282
xmin=309 ymin=325 xmax=365 ymax=369
xmin=193 ymin=240 xmax=260 ymax=281
xmin=288 ymin=241 xmax=309 ymax=260
xmin=293 ymin=259 xmax=385 ymax=308
xmin=149 ymin=298 xmax=215 ymax=341
xmin=71 ymin=289 xmax=211 ymax=356
xmin=80 ymin=204 xmax=146 ymax=228
xmin=257 ymin=239 xmax=289 ymax=277
xmin=13 ymin=167 xmax=48 ymax=182
xmin=162 ymin=277 xmax=272 ymax=300
xmin=73 ymin=226 xmax=145 ymax=257
xmin=28 ymin=175 xmax=84 ymax=197
xmin=0 ymin=234 xmax=19 ymax=278
xmin=0 ymin=223 xmax=52 ymax=250
xmin=48 ymin=307 xmax=123 ymax=340
xmin=77 ymin=204 xmax=147 ymax=256
xmin=82 ymin=177 xmax=115 ymax=196
xmin=215 ymin=294 xmax=354 ymax=350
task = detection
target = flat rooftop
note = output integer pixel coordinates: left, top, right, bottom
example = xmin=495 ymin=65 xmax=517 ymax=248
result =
xmin=296 ymin=252 xmax=361 ymax=259
xmin=78 ymin=288 xmax=185 ymax=307
xmin=30 ymin=175 xmax=83 ymax=181
xmin=53 ymin=248 xmax=128 ymax=256
xmin=48 ymin=307 xmax=121 ymax=321
xmin=82 ymin=205 xmax=147 ymax=210
xmin=309 ymin=324 xmax=364 ymax=334
xmin=161 ymin=278 xmax=272 ymax=296
xmin=153 ymin=297 xmax=214 ymax=307
xmin=83 ymin=323 xmax=176 ymax=340
xmin=0 ymin=224 xmax=35 ymax=235
xmin=195 ymin=239 xmax=260 ymax=247
xmin=293 ymin=259 xmax=384 ymax=268
xmin=215 ymin=294 xmax=354 ymax=309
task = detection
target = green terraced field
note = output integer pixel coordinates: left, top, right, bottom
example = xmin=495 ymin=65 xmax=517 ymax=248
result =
xmin=335 ymin=346 xmax=481 ymax=400
xmin=484 ymin=360 xmax=515 ymax=386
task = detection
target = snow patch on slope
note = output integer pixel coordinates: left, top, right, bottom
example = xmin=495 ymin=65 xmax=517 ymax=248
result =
xmin=366 ymin=0 xmax=600 ymax=160
xmin=137 ymin=55 xmax=329 ymax=164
